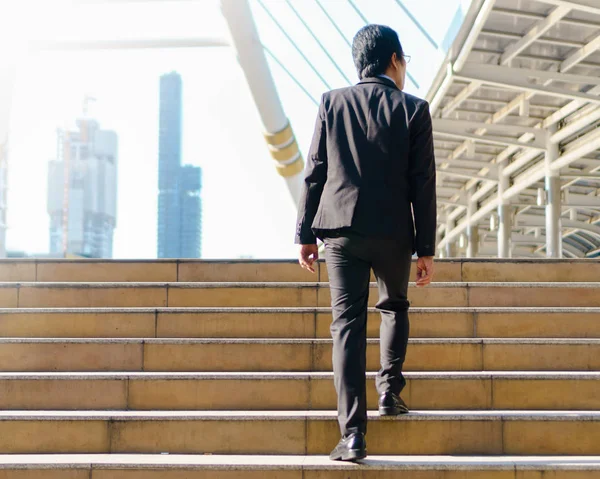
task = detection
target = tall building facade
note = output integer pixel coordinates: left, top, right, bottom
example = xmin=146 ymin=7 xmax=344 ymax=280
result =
xmin=157 ymin=72 xmax=202 ymax=258
xmin=180 ymin=165 xmax=202 ymax=258
xmin=47 ymin=117 xmax=118 ymax=258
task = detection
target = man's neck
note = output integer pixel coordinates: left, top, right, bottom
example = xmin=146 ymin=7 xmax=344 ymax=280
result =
xmin=378 ymin=73 xmax=396 ymax=85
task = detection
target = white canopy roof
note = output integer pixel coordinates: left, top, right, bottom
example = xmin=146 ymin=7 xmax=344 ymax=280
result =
xmin=427 ymin=0 xmax=600 ymax=258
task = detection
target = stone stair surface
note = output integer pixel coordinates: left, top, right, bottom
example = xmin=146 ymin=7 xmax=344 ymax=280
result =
xmin=0 ymin=258 xmax=598 ymax=478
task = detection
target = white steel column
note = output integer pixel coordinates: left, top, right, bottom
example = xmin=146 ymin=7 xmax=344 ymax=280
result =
xmin=446 ymin=217 xmax=457 ymax=258
xmin=497 ymin=166 xmax=511 ymax=258
xmin=220 ymin=0 xmax=304 ymax=203
xmin=545 ymin=125 xmax=562 ymax=258
xmin=466 ymin=194 xmax=479 ymax=258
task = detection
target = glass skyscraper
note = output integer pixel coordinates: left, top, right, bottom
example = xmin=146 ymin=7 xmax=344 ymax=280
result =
xmin=157 ymin=72 xmax=202 ymax=258
xmin=180 ymin=165 xmax=202 ymax=258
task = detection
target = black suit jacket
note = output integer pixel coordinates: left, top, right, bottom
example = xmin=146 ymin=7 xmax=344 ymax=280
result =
xmin=294 ymin=76 xmax=437 ymax=257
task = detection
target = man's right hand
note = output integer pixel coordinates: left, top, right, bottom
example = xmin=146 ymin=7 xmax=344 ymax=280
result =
xmin=416 ymin=256 xmax=434 ymax=287
xmin=298 ymin=244 xmax=319 ymax=274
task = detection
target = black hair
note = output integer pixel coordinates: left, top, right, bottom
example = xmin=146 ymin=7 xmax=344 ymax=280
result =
xmin=352 ymin=24 xmax=404 ymax=79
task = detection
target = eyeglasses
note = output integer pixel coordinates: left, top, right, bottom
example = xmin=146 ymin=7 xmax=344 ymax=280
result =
xmin=403 ymin=54 xmax=411 ymax=64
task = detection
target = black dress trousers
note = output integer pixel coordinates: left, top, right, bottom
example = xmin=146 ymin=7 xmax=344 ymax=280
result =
xmin=323 ymin=230 xmax=413 ymax=437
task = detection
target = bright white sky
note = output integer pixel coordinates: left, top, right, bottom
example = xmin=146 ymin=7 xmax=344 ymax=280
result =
xmin=4 ymin=0 xmax=470 ymax=259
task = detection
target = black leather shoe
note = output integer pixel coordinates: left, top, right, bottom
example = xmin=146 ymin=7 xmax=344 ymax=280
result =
xmin=378 ymin=392 xmax=409 ymax=416
xmin=329 ymin=432 xmax=367 ymax=462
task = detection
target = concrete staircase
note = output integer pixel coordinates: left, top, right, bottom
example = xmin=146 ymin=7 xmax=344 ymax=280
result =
xmin=0 ymin=258 xmax=599 ymax=477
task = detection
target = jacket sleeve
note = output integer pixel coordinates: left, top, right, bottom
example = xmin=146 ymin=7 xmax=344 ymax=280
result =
xmin=294 ymin=97 xmax=328 ymax=244
xmin=408 ymin=101 xmax=437 ymax=257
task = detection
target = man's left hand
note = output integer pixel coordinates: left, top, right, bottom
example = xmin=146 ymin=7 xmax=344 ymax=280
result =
xmin=299 ymin=244 xmax=319 ymax=273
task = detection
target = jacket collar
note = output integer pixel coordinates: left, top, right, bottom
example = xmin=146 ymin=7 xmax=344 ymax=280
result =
xmin=358 ymin=76 xmax=399 ymax=90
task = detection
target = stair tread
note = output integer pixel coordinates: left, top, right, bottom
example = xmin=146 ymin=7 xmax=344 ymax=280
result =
xmin=0 ymin=454 xmax=598 ymax=469
xmin=4 ymin=281 xmax=600 ymax=287
xmin=1 ymin=337 xmax=598 ymax=344
xmin=0 ymin=371 xmax=599 ymax=379
xmin=1 ymin=410 xmax=599 ymax=420
xmin=2 ymin=306 xmax=600 ymax=312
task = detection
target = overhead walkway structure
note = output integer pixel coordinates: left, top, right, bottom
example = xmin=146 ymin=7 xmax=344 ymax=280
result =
xmin=427 ymin=0 xmax=600 ymax=258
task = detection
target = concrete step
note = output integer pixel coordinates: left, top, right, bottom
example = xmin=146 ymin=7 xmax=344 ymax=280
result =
xmin=0 ymin=259 xmax=460 ymax=283
xmin=2 ymin=282 xmax=600 ymax=308
xmin=1 ymin=307 xmax=599 ymax=338
xmin=0 ymin=454 xmax=599 ymax=478
xmin=0 ymin=338 xmax=599 ymax=372
xmin=0 ymin=372 xmax=598 ymax=411
xmin=0 ymin=410 xmax=598 ymax=455
xmin=4 ymin=259 xmax=600 ymax=283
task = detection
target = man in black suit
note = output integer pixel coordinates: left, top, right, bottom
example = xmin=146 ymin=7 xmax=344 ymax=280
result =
xmin=295 ymin=24 xmax=436 ymax=462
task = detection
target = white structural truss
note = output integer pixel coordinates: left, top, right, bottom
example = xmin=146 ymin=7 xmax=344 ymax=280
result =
xmin=427 ymin=0 xmax=600 ymax=258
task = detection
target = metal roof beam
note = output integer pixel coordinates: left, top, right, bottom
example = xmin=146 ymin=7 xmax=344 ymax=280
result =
xmin=433 ymin=119 xmax=548 ymax=153
xmin=550 ymin=106 xmax=600 ymax=144
xmin=480 ymin=29 xmax=585 ymax=48
xmin=453 ymin=107 xmax=546 ymax=120
xmin=438 ymin=169 xmax=498 ymax=182
xmin=565 ymin=193 xmax=600 ymax=207
xmin=551 ymin=130 xmax=600 ymax=171
xmin=475 ymin=244 xmax=542 ymax=258
xmin=492 ymin=7 xmax=599 ymax=28
xmin=505 ymin=233 xmax=586 ymax=257
xmin=534 ymin=0 xmax=600 ymax=16
xmin=561 ymin=32 xmax=600 ymax=72
xmin=456 ymin=64 xmax=600 ymax=104
xmin=465 ymin=64 xmax=600 ymax=87
xmin=437 ymin=158 xmax=493 ymax=169
xmin=561 ymin=172 xmax=600 ymax=179
xmin=439 ymin=199 xmax=467 ymax=208
xmin=434 ymin=118 xmax=545 ymax=137
xmin=519 ymin=214 xmax=600 ymax=239
xmin=472 ymin=49 xmax=600 ymax=69
xmin=434 ymin=130 xmax=546 ymax=151
xmin=499 ymin=5 xmax=571 ymax=65
xmin=437 ymin=186 xmax=462 ymax=197
xmin=441 ymin=82 xmax=481 ymax=118
xmin=454 ymin=0 xmax=496 ymax=72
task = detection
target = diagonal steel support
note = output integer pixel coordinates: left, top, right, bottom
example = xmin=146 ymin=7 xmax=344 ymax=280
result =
xmin=561 ymin=32 xmax=600 ymax=72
